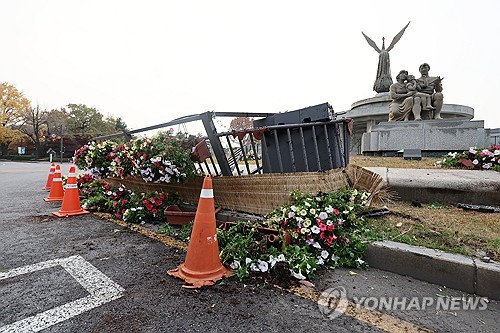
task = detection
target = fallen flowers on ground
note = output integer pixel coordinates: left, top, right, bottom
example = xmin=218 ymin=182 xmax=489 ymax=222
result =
xmin=434 ymin=145 xmax=500 ymax=171
xmin=217 ymin=188 xmax=371 ymax=281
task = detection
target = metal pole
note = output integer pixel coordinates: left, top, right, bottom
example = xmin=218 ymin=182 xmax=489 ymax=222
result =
xmin=200 ymin=112 xmax=232 ymax=176
xmin=60 ymin=124 xmax=64 ymax=164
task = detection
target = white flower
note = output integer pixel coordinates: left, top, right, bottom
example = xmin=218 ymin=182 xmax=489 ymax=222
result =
xmin=301 ymin=228 xmax=310 ymax=234
xmin=317 ymin=258 xmax=324 ymax=265
xmin=337 ymin=218 xmax=345 ymax=225
xmin=257 ymin=260 xmax=269 ymax=272
xmin=312 ymin=242 xmax=321 ymax=249
xmin=311 ymin=225 xmax=321 ymax=234
xmin=321 ymin=250 xmax=329 ymax=259
xmin=287 ymin=211 xmax=295 ymax=218
xmin=230 ymin=260 xmax=241 ymax=270
xmin=325 ymin=205 xmax=334 ymax=213
xmin=250 ymin=263 xmax=259 ymax=272
xmin=356 ymin=258 xmax=365 ymax=265
xmin=472 ymin=159 xmax=479 ymax=165
xmin=290 ymin=270 xmax=306 ymax=280
xmin=276 ymin=254 xmax=285 ymax=262
xmin=309 ymin=208 xmax=316 ymax=215
xmin=304 ymin=201 xmax=311 ymax=207
xmin=483 ymin=163 xmax=492 ymax=169
xmin=331 ymin=254 xmax=340 ymax=261
xmin=318 ymin=212 xmax=328 ymax=220
xmin=268 ymin=256 xmax=277 ymax=268
xmin=326 ymin=220 xmax=333 ymax=226
xmin=290 ymin=205 xmax=297 ymax=212
xmin=494 ymin=150 xmax=500 ymax=156
xmin=303 ymin=219 xmax=311 ymax=228
xmin=245 ymin=258 xmax=252 ymax=265
xmin=469 ymin=148 xmax=477 ymax=154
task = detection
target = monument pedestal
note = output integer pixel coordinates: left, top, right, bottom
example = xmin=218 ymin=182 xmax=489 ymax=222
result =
xmin=361 ymin=119 xmax=489 ymax=156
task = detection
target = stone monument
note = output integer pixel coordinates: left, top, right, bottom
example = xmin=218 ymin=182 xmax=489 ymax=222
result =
xmin=339 ymin=24 xmax=492 ymax=156
xmin=362 ymin=22 xmax=410 ymax=93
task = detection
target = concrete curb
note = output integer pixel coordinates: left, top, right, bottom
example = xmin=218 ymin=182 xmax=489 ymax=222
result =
xmin=364 ymin=240 xmax=500 ymax=300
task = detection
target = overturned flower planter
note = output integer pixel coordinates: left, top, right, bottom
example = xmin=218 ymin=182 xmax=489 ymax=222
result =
xmin=164 ymin=204 xmax=222 ymax=225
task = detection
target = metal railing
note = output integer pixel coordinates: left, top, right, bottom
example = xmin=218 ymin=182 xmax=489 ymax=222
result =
xmin=92 ymin=110 xmax=352 ymax=177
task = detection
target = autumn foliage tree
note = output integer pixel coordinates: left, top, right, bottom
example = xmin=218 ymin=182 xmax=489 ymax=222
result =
xmin=229 ymin=116 xmax=254 ymax=132
xmin=0 ymin=82 xmax=31 ymax=156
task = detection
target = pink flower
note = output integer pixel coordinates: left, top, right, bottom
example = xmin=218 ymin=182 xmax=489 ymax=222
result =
xmin=333 ymin=209 xmax=340 ymax=215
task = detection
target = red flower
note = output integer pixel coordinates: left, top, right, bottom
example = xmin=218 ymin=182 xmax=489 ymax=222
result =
xmin=327 ymin=224 xmax=335 ymax=231
xmin=333 ymin=209 xmax=340 ymax=215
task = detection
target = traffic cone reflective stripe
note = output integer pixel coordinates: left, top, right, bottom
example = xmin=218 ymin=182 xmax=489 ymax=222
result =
xmin=52 ymin=166 xmax=89 ymax=217
xmin=42 ymin=163 xmax=55 ymax=190
xmin=168 ymin=175 xmax=232 ymax=287
xmin=44 ymin=165 xmax=64 ymax=202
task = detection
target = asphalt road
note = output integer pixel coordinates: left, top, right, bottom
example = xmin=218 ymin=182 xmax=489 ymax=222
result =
xmin=0 ymin=161 xmax=498 ymax=333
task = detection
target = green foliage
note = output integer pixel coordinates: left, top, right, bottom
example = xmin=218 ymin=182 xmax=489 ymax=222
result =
xmin=215 ymin=188 xmax=371 ymax=280
xmin=81 ymin=181 xmax=180 ymax=224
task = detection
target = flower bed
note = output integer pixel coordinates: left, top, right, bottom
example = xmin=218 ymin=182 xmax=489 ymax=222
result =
xmin=435 ymin=145 xmax=500 ymax=171
xmin=78 ymin=176 xmax=180 ymax=223
xmin=74 ymin=131 xmax=197 ymax=183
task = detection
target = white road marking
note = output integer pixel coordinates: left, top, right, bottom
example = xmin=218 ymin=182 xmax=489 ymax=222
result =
xmin=0 ymin=255 xmax=124 ymax=333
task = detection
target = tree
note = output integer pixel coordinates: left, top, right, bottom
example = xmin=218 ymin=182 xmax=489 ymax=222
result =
xmin=17 ymin=105 xmax=48 ymax=158
xmin=0 ymin=82 xmax=31 ymax=156
xmin=229 ymin=116 xmax=254 ymax=132
xmin=67 ymin=103 xmax=104 ymax=137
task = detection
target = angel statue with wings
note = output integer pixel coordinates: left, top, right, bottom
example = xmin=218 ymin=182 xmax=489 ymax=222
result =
xmin=362 ymin=22 xmax=410 ymax=93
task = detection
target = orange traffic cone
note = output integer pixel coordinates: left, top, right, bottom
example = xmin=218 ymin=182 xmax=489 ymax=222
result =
xmin=53 ymin=166 xmax=89 ymax=217
xmin=44 ymin=165 xmax=64 ymax=202
xmin=42 ymin=163 xmax=56 ymax=190
xmin=168 ymin=175 xmax=232 ymax=287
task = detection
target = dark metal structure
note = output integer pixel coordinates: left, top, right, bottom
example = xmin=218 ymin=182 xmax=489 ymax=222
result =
xmin=91 ymin=104 xmax=352 ymax=177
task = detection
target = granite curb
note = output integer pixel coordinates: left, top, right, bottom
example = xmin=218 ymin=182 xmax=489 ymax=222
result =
xmin=364 ymin=240 xmax=500 ymax=300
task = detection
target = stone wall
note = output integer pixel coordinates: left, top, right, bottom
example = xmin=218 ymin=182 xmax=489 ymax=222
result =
xmin=361 ymin=119 xmax=489 ymax=156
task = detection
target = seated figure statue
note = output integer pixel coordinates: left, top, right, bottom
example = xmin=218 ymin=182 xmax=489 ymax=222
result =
xmin=414 ymin=63 xmax=444 ymax=120
xmin=388 ymin=70 xmax=417 ymax=121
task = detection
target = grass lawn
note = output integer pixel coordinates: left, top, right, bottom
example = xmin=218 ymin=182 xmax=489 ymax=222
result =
xmin=346 ymin=155 xmax=499 ymax=260
xmin=350 ymin=155 xmax=441 ymax=169
xmin=364 ymin=202 xmax=500 ymax=261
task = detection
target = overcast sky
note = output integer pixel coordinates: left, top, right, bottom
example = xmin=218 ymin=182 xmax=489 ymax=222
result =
xmin=3 ymin=0 xmax=500 ymax=134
